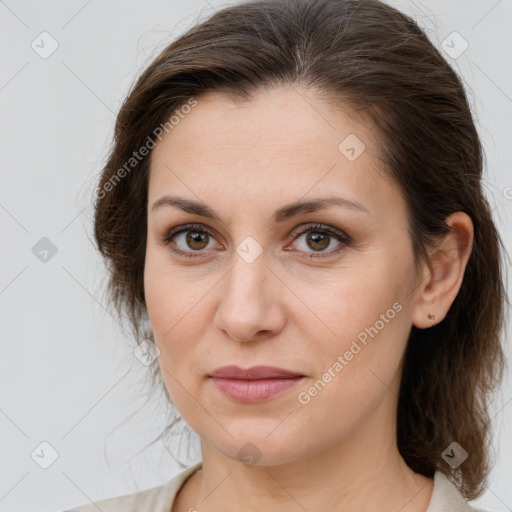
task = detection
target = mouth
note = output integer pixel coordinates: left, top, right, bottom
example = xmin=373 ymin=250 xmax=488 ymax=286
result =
xmin=208 ymin=366 xmax=305 ymax=403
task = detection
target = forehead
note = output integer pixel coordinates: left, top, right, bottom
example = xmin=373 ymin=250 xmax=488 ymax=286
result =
xmin=152 ymin=86 xmax=372 ymax=160
xmin=148 ymin=86 xmax=401 ymax=219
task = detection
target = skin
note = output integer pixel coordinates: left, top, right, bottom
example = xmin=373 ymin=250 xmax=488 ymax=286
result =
xmin=143 ymin=85 xmax=474 ymax=512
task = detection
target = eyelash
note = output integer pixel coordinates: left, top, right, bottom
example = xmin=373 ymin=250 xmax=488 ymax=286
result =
xmin=160 ymin=222 xmax=352 ymax=260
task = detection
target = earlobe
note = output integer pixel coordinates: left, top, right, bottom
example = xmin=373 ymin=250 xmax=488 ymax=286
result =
xmin=411 ymin=212 xmax=474 ymax=330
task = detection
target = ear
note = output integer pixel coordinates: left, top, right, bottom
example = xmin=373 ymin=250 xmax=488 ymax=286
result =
xmin=412 ymin=212 xmax=474 ymax=329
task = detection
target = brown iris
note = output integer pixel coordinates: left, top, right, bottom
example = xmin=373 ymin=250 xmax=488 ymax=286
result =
xmin=307 ymin=232 xmax=330 ymax=251
xmin=186 ymin=231 xmax=209 ymax=250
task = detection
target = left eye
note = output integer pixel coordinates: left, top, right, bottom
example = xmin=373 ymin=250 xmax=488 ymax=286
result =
xmin=287 ymin=223 xmax=352 ymax=258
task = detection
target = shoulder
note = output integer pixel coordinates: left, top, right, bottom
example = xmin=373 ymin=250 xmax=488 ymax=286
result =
xmin=63 ymin=462 xmax=203 ymax=512
xmin=64 ymin=484 xmax=167 ymax=512
xmin=428 ymin=471 xmax=495 ymax=512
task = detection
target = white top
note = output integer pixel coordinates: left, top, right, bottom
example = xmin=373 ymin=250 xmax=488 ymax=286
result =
xmin=64 ymin=462 xmax=490 ymax=512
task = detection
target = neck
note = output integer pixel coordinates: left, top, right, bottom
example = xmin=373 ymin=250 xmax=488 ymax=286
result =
xmin=174 ymin=408 xmax=434 ymax=512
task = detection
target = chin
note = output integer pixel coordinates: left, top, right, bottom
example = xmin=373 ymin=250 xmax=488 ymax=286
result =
xmin=200 ymin=420 xmax=316 ymax=467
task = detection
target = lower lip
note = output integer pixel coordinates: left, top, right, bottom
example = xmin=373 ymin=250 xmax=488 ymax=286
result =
xmin=210 ymin=377 xmax=304 ymax=403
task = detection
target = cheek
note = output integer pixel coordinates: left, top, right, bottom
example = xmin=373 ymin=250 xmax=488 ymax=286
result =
xmin=144 ymin=245 xmax=205 ymax=338
xmin=144 ymin=252 xmax=195 ymax=369
xmin=144 ymin=250 xmax=223 ymax=410
xmin=290 ymin=278 xmax=410 ymax=440
xmin=147 ymin=294 xmax=207 ymax=411
xmin=292 ymin=257 xmax=413 ymax=387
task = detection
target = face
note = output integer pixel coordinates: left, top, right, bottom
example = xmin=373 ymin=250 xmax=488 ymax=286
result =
xmin=144 ymin=86 xmax=422 ymax=466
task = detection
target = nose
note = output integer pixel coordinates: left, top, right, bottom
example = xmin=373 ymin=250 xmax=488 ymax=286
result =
xmin=213 ymin=252 xmax=286 ymax=343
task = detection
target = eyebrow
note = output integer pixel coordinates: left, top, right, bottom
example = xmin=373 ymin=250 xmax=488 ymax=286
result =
xmin=150 ymin=195 xmax=369 ymax=223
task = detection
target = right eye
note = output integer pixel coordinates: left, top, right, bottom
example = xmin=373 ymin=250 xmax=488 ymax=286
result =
xmin=162 ymin=223 xmax=223 ymax=258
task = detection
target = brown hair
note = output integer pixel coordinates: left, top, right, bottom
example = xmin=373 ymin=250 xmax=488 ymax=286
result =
xmin=92 ymin=0 xmax=507 ymax=499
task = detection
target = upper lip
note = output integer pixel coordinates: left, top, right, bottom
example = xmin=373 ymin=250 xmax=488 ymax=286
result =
xmin=209 ymin=365 xmax=304 ymax=380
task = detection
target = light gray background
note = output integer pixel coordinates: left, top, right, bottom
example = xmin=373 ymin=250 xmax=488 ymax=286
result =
xmin=0 ymin=1 xmax=511 ymax=511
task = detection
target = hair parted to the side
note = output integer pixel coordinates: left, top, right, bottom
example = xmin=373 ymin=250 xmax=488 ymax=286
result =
xmin=92 ymin=0 xmax=507 ymax=499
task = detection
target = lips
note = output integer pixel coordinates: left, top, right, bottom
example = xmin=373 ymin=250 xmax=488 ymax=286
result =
xmin=209 ymin=365 xmax=304 ymax=380
xmin=208 ymin=366 xmax=305 ymax=403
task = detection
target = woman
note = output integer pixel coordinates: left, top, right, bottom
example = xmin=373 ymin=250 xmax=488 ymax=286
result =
xmin=66 ymin=0 xmax=506 ymax=510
